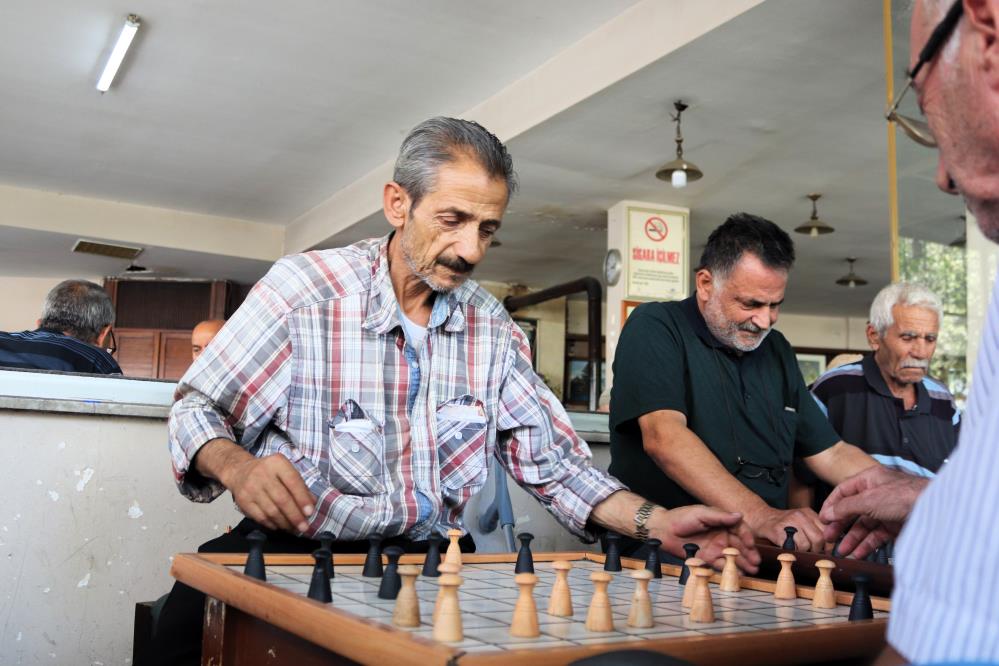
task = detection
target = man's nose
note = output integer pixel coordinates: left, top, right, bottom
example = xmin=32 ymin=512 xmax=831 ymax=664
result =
xmin=751 ymin=308 xmax=771 ymax=330
xmin=935 ymin=157 xmax=960 ymax=195
xmin=455 ymin=226 xmax=485 ymax=264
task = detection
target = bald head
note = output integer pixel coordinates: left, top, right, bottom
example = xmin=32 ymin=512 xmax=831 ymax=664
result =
xmin=192 ymin=319 xmax=225 ymax=360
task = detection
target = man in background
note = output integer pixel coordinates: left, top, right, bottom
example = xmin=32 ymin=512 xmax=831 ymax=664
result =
xmin=0 ymin=279 xmax=121 ymax=375
xmin=191 ymin=319 xmax=225 ymax=360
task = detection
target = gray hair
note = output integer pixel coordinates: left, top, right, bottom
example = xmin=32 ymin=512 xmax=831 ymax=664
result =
xmin=869 ymin=282 xmax=943 ymax=336
xmin=39 ymin=280 xmax=115 ymax=344
xmin=393 ymin=117 xmax=517 ymax=210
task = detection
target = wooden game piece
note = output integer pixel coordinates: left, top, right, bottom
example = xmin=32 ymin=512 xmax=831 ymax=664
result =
xmin=363 ymin=535 xmax=384 ymax=578
xmin=688 ymin=568 xmax=715 ymax=623
xmin=307 ymin=548 xmax=332 ymax=603
xmin=433 ymin=561 xmax=460 ymax=624
xmin=681 ymin=557 xmax=705 ymax=608
xmin=377 ymin=546 xmax=404 ymax=599
xmin=432 ymin=573 xmax=464 ymax=642
xmin=422 ymin=533 xmax=443 ymax=578
xmin=644 ymin=538 xmax=663 ymax=578
xmin=244 ymin=530 xmax=267 ymax=581
xmin=812 ymin=559 xmax=836 ymax=609
xmin=510 ymin=573 xmax=540 ymax=638
xmin=603 ymin=532 xmax=622 ymax=572
xmin=317 ymin=531 xmax=335 ymax=579
xmin=547 ymin=560 xmax=573 ymax=617
xmin=585 ymin=571 xmax=614 ymax=632
xmin=626 ymin=568 xmax=654 ymax=628
xmin=775 ymin=552 xmax=797 ymax=599
xmin=515 ymin=532 xmax=535 ymax=573
xmin=444 ymin=529 xmax=463 ymax=569
xmin=719 ymin=547 xmax=741 ymax=592
xmin=783 ymin=526 xmax=798 ymax=550
xmin=848 ymin=574 xmax=873 ymax=621
xmin=678 ymin=543 xmax=699 ymax=585
xmin=392 ymin=565 xmax=421 ymax=627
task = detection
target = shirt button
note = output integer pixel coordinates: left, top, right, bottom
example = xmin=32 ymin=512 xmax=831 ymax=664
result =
xmin=454 ymin=432 xmax=463 ymax=441
xmin=902 ymin=437 xmax=909 ymax=444
xmin=350 ymin=444 xmax=361 ymax=453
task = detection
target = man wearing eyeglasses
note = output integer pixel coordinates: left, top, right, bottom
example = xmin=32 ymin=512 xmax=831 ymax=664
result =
xmin=0 ymin=279 xmax=121 ymax=375
xmin=819 ymin=0 xmax=999 ymax=662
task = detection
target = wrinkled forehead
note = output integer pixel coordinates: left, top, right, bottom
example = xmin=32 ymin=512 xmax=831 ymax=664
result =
xmin=891 ymin=303 xmax=941 ymax=331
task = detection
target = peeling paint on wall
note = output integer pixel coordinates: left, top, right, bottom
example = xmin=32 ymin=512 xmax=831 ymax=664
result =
xmin=77 ymin=573 xmax=90 ymax=588
xmin=47 ymin=490 xmax=59 ymax=502
xmin=127 ymin=501 xmax=143 ymax=519
xmin=75 ymin=468 xmax=95 ymax=492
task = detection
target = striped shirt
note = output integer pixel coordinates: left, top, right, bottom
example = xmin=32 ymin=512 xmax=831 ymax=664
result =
xmin=0 ymin=328 xmax=121 ymax=375
xmin=168 ymin=234 xmax=624 ymax=541
xmin=889 ymin=271 xmax=999 ymax=661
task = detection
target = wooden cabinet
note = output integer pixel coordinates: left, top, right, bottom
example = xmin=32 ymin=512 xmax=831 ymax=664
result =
xmin=115 ymin=329 xmax=194 ymax=380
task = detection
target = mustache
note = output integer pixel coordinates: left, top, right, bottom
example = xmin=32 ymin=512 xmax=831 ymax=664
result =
xmin=738 ymin=321 xmax=767 ymax=334
xmin=436 ymin=256 xmax=474 ymax=274
xmin=901 ymin=359 xmax=929 ymax=370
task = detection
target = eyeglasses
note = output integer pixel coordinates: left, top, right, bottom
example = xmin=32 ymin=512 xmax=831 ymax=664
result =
xmin=735 ymin=456 xmax=787 ymax=487
xmin=105 ymin=329 xmax=117 ymax=355
xmin=884 ymin=0 xmax=963 ymax=148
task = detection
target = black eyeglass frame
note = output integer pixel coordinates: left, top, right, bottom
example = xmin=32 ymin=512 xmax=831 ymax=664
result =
xmin=884 ymin=0 xmax=964 ymax=148
xmin=734 ymin=456 xmax=788 ymax=487
xmin=105 ymin=329 xmax=117 ymax=356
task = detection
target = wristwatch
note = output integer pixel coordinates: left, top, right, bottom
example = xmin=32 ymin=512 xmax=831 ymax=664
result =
xmin=633 ymin=501 xmax=656 ymax=541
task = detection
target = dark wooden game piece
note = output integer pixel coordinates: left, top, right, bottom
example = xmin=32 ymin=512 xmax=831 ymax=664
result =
xmin=604 ymin=532 xmax=622 ymax=572
xmin=244 ymin=529 xmax=267 ymax=581
xmin=378 ymin=546 xmax=404 ymax=599
xmin=422 ymin=533 xmax=443 ymax=578
xmin=783 ymin=526 xmax=798 ymax=550
xmin=318 ymin=531 xmax=335 ymax=579
xmin=848 ymin=574 xmax=873 ymax=621
xmin=307 ymin=548 xmax=332 ymax=603
xmin=515 ymin=532 xmax=535 ymax=574
xmin=644 ymin=538 xmax=662 ymax=579
xmin=679 ymin=543 xmax=699 ymax=585
xmin=363 ymin=535 xmax=384 ymax=578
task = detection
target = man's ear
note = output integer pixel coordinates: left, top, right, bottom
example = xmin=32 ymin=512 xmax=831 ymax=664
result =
xmin=965 ymin=0 xmax=999 ymax=85
xmin=383 ymin=182 xmax=411 ymax=230
xmin=866 ymin=323 xmax=881 ymax=351
xmin=694 ymin=268 xmax=714 ymax=302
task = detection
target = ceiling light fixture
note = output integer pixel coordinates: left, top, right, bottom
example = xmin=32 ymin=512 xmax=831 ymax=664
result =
xmin=835 ymin=257 xmax=868 ymax=288
xmin=96 ymin=14 xmax=141 ymax=92
xmin=655 ymin=100 xmax=703 ymax=189
xmin=795 ymin=193 xmax=835 ymax=237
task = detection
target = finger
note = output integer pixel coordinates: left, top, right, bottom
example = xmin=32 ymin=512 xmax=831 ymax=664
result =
xmin=801 ymin=514 xmax=828 ymax=554
xmin=263 ymin=481 xmax=306 ymax=533
xmin=275 ymin=459 xmax=316 ymax=517
xmin=693 ymin=508 xmax=744 ymax=529
xmin=835 ymin=520 xmax=874 ymax=558
xmin=819 ymin=476 xmax=866 ymax=521
xmin=822 ymin=519 xmax=849 ymax=543
xmin=256 ymin=491 xmax=296 ymax=532
xmin=730 ymin=535 xmax=760 ymax=574
xmin=241 ymin=501 xmax=278 ymax=531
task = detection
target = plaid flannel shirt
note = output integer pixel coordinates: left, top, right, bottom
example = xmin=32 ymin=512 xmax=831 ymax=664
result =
xmin=168 ymin=234 xmax=624 ymax=541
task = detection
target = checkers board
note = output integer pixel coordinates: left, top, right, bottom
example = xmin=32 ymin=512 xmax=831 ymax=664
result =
xmin=171 ymin=550 xmax=889 ymax=665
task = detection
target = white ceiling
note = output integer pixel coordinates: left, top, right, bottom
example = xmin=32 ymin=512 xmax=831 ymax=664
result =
xmin=0 ymin=0 xmax=965 ymax=316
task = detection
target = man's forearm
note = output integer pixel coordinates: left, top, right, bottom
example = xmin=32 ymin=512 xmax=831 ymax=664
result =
xmin=589 ymin=489 xmax=651 ymax=539
xmin=192 ymin=437 xmax=252 ymax=487
xmin=806 ymin=442 xmax=879 ymax=487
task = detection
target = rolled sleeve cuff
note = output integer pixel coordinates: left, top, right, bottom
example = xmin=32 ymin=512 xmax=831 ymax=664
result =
xmin=887 ymin=584 xmax=999 ymax=663
xmin=169 ymin=402 xmax=236 ymax=503
xmin=548 ymin=466 xmax=627 ymax=541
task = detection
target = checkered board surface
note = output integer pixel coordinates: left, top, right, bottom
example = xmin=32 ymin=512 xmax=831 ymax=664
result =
xmin=230 ymin=558 xmax=888 ymax=655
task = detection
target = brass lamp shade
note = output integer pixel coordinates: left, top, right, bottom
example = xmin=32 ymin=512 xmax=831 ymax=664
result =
xmin=655 ymin=158 xmax=703 ymax=183
xmin=795 ymin=193 xmax=835 ymax=236
xmin=835 ymin=257 xmax=868 ymax=288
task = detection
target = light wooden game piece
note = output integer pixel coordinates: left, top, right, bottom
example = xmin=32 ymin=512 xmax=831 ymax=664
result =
xmin=812 ymin=559 xmax=836 ymax=609
xmin=585 ymin=571 xmax=614 ymax=632
xmin=689 ymin=567 xmax=715 ymax=623
xmin=432 ymin=573 xmax=464 ymax=642
xmin=547 ymin=560 xmax=574 ymax=617
xmin=444 ymin=529 xmax=463 ymax=568
xmin=775 ymin=552 xmax=797 ymax=599
xmin=433 ymin=561 xmax=460 ymax=624
xmin=681 ymin=557 xmax=705 ymax=608
xmin=510 ymin=573 xmax=541 ymax=638
xmin=719 ymin=547 xmax=741 ymax=592
xmin=393 ymin=565 xmax=422 ymax=627
xmin=626 ymin=568 xmax=654 ymax=628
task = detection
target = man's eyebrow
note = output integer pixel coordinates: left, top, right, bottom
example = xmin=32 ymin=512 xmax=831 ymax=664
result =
xmin=739 ymin=297 xmax=784 ymax=307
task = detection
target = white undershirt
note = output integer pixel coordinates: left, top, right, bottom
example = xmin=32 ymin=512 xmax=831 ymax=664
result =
xmin=398 ymin=306 xmax=428 ymax=351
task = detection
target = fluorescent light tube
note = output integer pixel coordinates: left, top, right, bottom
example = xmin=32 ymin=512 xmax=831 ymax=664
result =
xmin=96 ymin=15 xmax=140 ymax=92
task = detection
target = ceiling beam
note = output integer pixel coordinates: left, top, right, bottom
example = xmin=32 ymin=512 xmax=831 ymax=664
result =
xmin=283 ymin=0 xmax=765 ymax=254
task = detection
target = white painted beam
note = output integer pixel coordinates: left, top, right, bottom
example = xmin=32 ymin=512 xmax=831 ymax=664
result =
xmin=284 ymin=0 xmax=765 ymax=254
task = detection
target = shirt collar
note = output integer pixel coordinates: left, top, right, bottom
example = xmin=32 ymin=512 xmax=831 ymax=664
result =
xmin=861 ymin=353 xmax=931 ymax=413
xmin=362 ymin=232 xmax=475 ymax=335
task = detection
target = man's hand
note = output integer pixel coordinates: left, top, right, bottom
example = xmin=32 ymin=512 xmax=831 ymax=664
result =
xmin=194 ymin=438 xmax=316 ymax=533
xmin=745 ymin=505 xmax=828 ymax=552
xmin=819 ymin=466 xmax=928 ymax=558
xmin=651 ymin=505 xmax=761 ymax=574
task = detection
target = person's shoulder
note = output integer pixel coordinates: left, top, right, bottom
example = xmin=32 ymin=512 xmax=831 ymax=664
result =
xmin=627 ymin=300 xmax=684 ymax=330
xmin=462 ymin=281 xmax=509 ymax=320
xmin=264 ymin=238 xmax=380 ymax=307
xmin=810 ymin=361 xmax=865 ymax=395
xmin=921 ymin=375 xmax=958 ymax=405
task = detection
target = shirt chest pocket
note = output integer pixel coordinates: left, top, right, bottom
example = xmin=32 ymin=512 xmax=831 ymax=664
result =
xmin=327 ymin=400 xmax=386 ymax=496
xmin=436 ymin=395 xmax=489 ymax=492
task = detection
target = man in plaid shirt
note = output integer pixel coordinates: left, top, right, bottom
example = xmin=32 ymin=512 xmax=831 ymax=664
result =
xmin=153 ymin=117 xmax=758 ymax=664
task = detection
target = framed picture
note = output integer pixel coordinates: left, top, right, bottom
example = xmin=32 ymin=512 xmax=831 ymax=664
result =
xmin=513 ymin=317 xmax=539 ymax=370
xmin=563 ymin=334 xmax=606 ymax=410
xmin=795 ymin=353 xmax=828 ymax=387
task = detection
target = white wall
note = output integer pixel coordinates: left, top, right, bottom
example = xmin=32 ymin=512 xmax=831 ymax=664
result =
xmin=775 ymin=312 xmax=869 ymax=351
xmin=0 ymin=276 xmax=103 ymax=333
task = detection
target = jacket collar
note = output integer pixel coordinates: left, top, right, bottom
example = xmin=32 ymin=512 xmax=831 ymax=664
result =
xmin=862 ymin=353 xmax=930 ymax=414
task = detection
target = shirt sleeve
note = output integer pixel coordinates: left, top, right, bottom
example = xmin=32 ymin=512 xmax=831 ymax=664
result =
xmin=609 ymin=303 xmax=687 ymax=433
xmin=168 ymin=276 xmax=295 ymax=502
xmin=786 ymin=346 xmax=840 ymax=458
xmin=494 ymin=324 xmax=626 ymax=540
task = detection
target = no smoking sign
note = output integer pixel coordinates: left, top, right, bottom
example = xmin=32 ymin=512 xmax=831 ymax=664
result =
xmin=644 ymin=216 xmax=668 ymax=242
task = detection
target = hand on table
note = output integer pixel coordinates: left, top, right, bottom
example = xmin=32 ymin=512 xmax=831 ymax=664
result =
xmin=745 ymin=506 xmax=828 ymax=553
xmin=819 ymin=465 xmax=928 ymax=558
xmin=223 ymin=453 xmax=317 ymax=534
xmin=653 ymin=505 xmax=760 ymax=574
